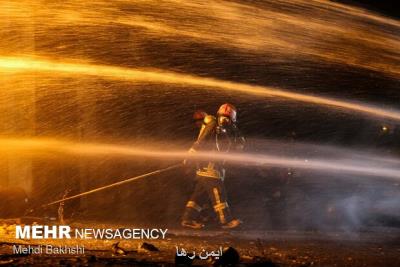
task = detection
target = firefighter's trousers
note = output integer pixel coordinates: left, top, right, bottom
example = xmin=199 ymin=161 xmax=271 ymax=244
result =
xmin=182 ymin=174 xmax=232 ymax=225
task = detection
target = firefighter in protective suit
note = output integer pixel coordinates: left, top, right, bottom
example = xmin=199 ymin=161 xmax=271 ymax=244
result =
xmin=182 ymin=104 xmax=245 ymax=229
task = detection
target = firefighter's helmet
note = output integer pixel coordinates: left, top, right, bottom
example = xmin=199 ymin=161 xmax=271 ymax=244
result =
xmin=217 ymin=103 xmax=237 ymax=124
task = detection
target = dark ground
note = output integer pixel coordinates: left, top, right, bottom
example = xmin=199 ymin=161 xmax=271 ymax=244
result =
xmin=0 ymin=221 xmax=399 ymax=267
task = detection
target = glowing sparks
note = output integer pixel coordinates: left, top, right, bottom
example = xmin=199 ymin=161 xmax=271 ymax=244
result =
xmin=381 ymin=125 xmax=389 ymax=133
xmin=1 ymin=56 xmax=400 ymax=121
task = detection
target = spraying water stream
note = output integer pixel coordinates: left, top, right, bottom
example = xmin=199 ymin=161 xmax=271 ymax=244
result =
xmin=1 ymin=0 xmax=399 ymax=76
xmin=1 ymin=137 xmax=400 ymax=180
xmin=1 ymin=56 xmax=400 ymax=121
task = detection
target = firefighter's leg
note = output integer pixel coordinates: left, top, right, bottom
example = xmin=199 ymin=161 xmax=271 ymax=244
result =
xmin=205 ymin=178 xmax=242 ymax=229
xmin=181 ymin=179 xmax=207 ymax=229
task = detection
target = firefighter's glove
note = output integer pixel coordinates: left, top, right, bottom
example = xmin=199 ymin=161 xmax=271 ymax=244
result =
xmin=183 ymin=147 xmax=196 ymax=165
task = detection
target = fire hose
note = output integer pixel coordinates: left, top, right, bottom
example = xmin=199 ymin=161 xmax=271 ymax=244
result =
xmin=42 ymin=163 xmax=183 ymax=208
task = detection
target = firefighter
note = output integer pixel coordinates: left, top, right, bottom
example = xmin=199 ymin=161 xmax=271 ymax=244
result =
xmin=182 ymin=104 xmax=245 ymax=229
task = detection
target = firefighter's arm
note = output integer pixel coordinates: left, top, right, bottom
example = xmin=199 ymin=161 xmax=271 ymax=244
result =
xmin=233 ymin=124 xmax=246 ymax=151
xmin=191 ymin=115 xmax=216 ymax=151
xmin=183 ymin=115 xmax=216 ymax=164
xmin=236 ymin=135 xmax=246 ymax=151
